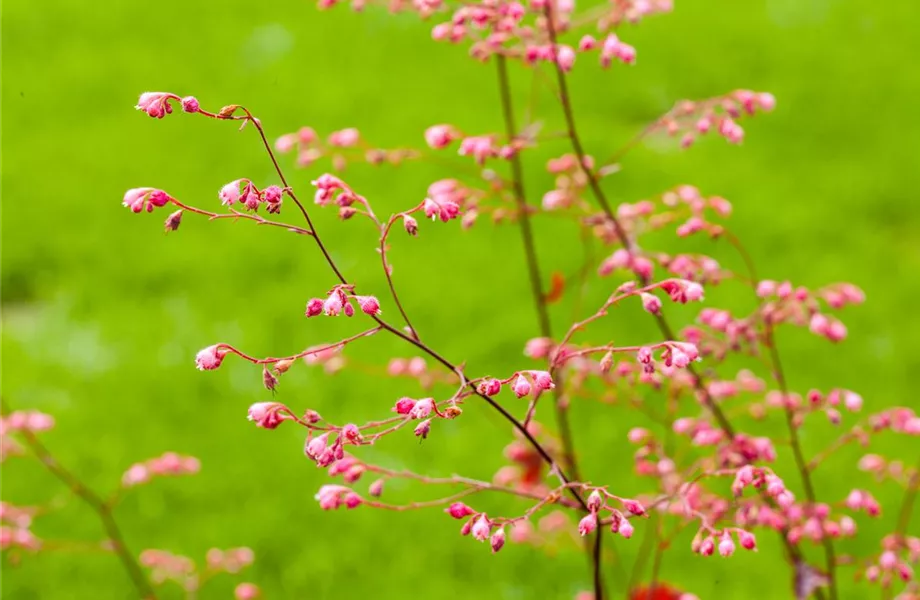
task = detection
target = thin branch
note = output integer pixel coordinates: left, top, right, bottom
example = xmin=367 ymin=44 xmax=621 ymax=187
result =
xmin=1 ymin=398 xmax=157 ymax=599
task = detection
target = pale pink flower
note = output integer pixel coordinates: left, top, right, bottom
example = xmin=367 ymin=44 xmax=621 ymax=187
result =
xmin=512 ymin=375 xmax=532 ymax=398
xmin=328 ymin=128 xmax=359 ymax=147
xmin=195 ymin=345 xmax=226 ymax=371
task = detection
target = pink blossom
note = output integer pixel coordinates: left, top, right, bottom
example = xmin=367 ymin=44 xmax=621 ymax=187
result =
xmin=219 ymin=180 xmax=244 ymax=206
xmin=410 ymin=398 xmax=434 ymax=419
xmin=578 ymin=35 xmax=597 ymax=51
xmin=305 ymin=298 xmax=324 ymax=317
xmin=478 ymin=379 xmax=502 ymax=396
xmin=414 ymin=419 xmax=432 ymax=439
xmin=490 ymin=528 xmax=506 ymax=553
xmin=356 ymin=295 xmax=381 ymax=316
xmin=640 ymin=293 xmax=662 ymax=315
xmin=619 ymin=520 xmax=634 ymax=539
xmin=247 ymin=402 xmax=286 ymax=429
xmin=530 ymin=370 xmax=554 ymax=391
xmin=512 ymin=375 xmax=532 ymax=398
xmin=195 ymin=345 xmax=226 ymax=371
xmin=394 ymin=397 xmax=416 ymax=414
xmin=180 ymin=96 xmax=200 ymax=113
xmin=123 ymin=188 xmax=170 ymax=213
xmin=328 ymin=128 xmax=359 ymax=147
xmin=446 ymin=502 xmax=476 ymax=519
xmin=556 ymin=45 xmax=576 ymax=72
xmin=305 ymin=434 xmax=330 ymax=460
xmin=587 ymin=490 xmax=603 ymax=512
xmin=578 ymin=513 xmax=597 ymax=536
xmin=718 ymin=532 xmax=736 ymax=557
xmin=234 ymin=583 xmax=261 ymax=600
xmin=425 ymin=125 xmax=456 ymax=149
xmin=471 ymin=515 xmax=491 ymax=541
xmin=403 ymin=215 xmax=419 ymax=236
xmin=524 ymin=337 xmax=554 ymax=359
xmin=738 ymin=530 xmax=757 ymax=551
xmin=135 ymin=92 xmax=177 ymax=118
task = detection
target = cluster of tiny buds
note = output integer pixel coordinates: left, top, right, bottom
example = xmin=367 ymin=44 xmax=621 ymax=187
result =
xmin=691 ymin=528 xmax=757 ymax=557
xmin=756 ymin=279 xmax=864 ymax=343
xmin=305 ymin=286 xmax=381 ymax=318
xmin=139 ymin=547 xmax=258 ymax=595
xmin=655 ymin=90 xmax=776 ymax=148
xmin=474 ymin=370 xmax=556 ymax=398
xmin=219 ymin=179 xmax=284 ymax=214
xmin=578 ymin=490 xmax=644 ymax=540
xmin=135 ymin=92 xmax=199 ymax=119
xmin=121 ymin=452 xmax=201 ymax=487
xmin=0 ymin=502 xmax=40 ymax=551
xmin=865 ymin=535 xmax=920 ymax=588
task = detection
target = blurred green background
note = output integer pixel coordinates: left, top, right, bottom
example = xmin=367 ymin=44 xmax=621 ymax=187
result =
xmin=3 ymin=0 xmax=919 ymax=598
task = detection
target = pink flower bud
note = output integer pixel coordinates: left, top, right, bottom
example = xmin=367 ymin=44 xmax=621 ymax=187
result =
xmin=718 ymin=532 xmax=736 ymax=557
xmin=699 ymin=536 xmax=715 ymax=556
xmin=414 ymin=419 xmax=431 ymax=439
xmin=478 ymin=379 xmax=502 ymax=396
xmin=403 ymin=215 xmax=419 ymax=236
xmin=471 ymin=515 xmax=491 ymax=541
xmin=512 ymin=375 xmax=532 ymax=398
xmin=627 ymin=428 xmax=649 ymax=444
xmin=578 ymin=35 xmax=597 ymax=51
xmin=262 ymin=367 xmax=278 ymax=392
xmin=844 ymin=391 xmax=863 ymax=412
xmin=164 ymin=209 xmax=183 ymax=232
xmin=640 ymin=293 xmax=662 ymax=315
xmin=234 ymin=583 xmax=261 ymax=600
xmin=738 ymin=530 xmax=757 ymax=551
xmin=619 ymin=519 xmax=634 ymax=539
xmin=305 ymin=298 xmax=324 ymax=317
xmin=305 ymin=433 xmax=329 ymax=460
xmin=556 ymin=45 xmax=576 ymax=72
xmin=341 ymin=423 xmax=362 ymax=443
xmin=368 ymin=479 xmax=384 ymax=497
xmin=323 ymin=293 xmax=344 ymax=316
xmin=263 ymin=185 xmax=283 ymax=205
xmin=344 ymin=492 xmax=362 ymax=509
xmin=578 ymin=513 xmax=597 ymax=536
xmin=446 ymin=502 xmax=476 ymax=519
xmin=879 ymin=550 xmax=898 ymax=570
xmin=356 ymin=296 xmax=381 ymax=316
xmin=394 ymin=397 xmax=416 ymax=414
xmin=524 ymin=337 xmax=554 ymax=359
xmin=530 ymin=370 xmax=554 ymax=391
xmin=424 ymin=125 xmax=455 ymax=149
xmin=623 ymin=500 xmax=646 ymax=517
xmin=490 ymin=528 xmax=506 ymax=553
xmin=587 ymin=490 xmax=603 ymax=512
xmin=195 ymin=345 xmax=226 ymax=371
xmin=181 ymin=96 xmax=200 ymax=113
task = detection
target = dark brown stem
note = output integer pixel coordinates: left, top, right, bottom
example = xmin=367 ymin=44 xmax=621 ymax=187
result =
xmin=1 ymin=398 xmax=157 ymax=599
xmin=380 ymin=219 xmax=420 ymax=340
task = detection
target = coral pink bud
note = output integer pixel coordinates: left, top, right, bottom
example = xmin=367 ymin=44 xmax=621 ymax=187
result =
xmin=879 ymin=550 xmax=898 ymax=570
xmin=844 ymin=391 xmax=863 ymax=412
xmin=394 ymin=397 xmax=416 ymax=414
xmin=234 ymin=583 xmax=261 ymax=600
xmin=738 ymin=530 xmax=757 ymax=551
xmin=263 ymin=185 xmax=283 ymax=205
xmin=490 ymin=528 xmax=506 ymax=553
xmin=305 ymin=298 xmax=324 ymax=317
xmin=623 ymin=500 xmax=646 ymax=517
xmin=414 ymin=419 xmax=432 ymax=439
xmin=446 ymin=502 xmax=476 ymax=519
xmin=530 ymin=370 xmax=555 ymax=391
xmin=578 ymin=35 xmax=597 ymax=51
xmin=718 ymin=532 xmax=736 ymax=557
xmin=425 ymin=125 xmax=455 ymax=149
xmin=525 ymin=338 xmax=554 ymax=360
xmin=403 ymin=215 xmax=419 ymax=236
xmin=341 ymin=423 xmax=362 ymax=443
xmin=356 ymin=296 xmax=381 ymax=316
xmin=627 ymin=428 xmax=650 ymax=444
xmin=305 ymin=433 xmax=329 ymax=460
xmin=556 ymin=45 xmax=576 ymax=72
xmin=512 ymin=375 xmax=532 ymax=398
xmin=195 ymin=345 xmax=226 ymax=371
xmin=344 ymin=492 xmax=362 ymax=509
xmin=757 ymin=92 xmax=776 ymax=111
xmin=587 ymin=490 xmax=603 ymax=512
xmin=181 ymin=96 xmax=199 ymax=113
xmin=699 ymin=536 xmax=715 ymax=556
xmin=471 ymin=515 xmax=492 ymax=541
xmin=328 ymin=128 xmax=359 ymax=147
xmin=578 ymin=513 xmax=597 ymax=536
xmin=776 ymin=491 xmax=795 ymax=508
xmin=640 ymin=293 xmax=662 ymax=315
xmin=368 ymin=479 xmax=384 ymax=497
xmin=478 ymin=379 xmax=502 ymax=396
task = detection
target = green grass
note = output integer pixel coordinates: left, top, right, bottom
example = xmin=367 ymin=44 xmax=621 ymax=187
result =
xmin=2 ymin=0 xmax=919 ymax=598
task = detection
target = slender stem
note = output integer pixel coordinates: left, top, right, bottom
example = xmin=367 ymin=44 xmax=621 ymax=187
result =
xmin=1 ymin=398 xmax=157 ymax=599
xmin=722 ymin=230 xmax=838 ymax=600
xmin=380 ymin=216 xmax=421 ymax=340
xmin=495 ymin=55 xmax=608 ymax=598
